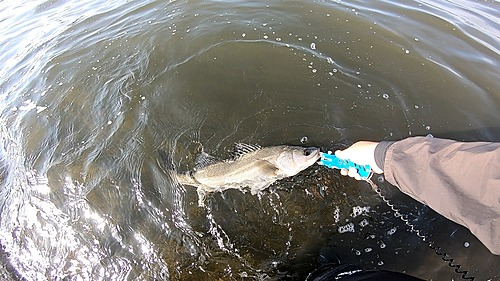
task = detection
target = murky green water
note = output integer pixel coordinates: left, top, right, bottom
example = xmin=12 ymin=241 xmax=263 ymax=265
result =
xmin=1 ymin=0 xmax=500 ymax=280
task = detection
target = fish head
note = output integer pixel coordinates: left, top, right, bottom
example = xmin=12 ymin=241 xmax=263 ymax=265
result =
xmin=275 ymin=146 xmax=321 ymax=176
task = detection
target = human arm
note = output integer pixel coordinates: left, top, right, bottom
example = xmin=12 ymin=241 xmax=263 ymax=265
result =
xmin=336 ymin=137 xmax=500 ymax=255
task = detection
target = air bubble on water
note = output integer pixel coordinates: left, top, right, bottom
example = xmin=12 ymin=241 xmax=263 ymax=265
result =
xmin=357 ymin=84 xmax=362 ymax=88
xmin=300 ymin=136 xmax=308 ymax=143
xmin=353 ymin=249 xmax=361 ymax=256
xmin=319 ymin=185 xmax=327 ymax=197
xmin=464 ymin=241 xmax=470 ymax=248
xmin=425 ymin=125 xmax=431 ymax=130
xmin=365 ymin=247 xmax=372 ymax=253
xmin=263 ymin=35 xmax=269 ymax=39
xmin=338 ymin=222 xmax=355 ymax=233
xmin=380 ymin=242 xmax=386 ymax=248
xmin=378 ymin=261 xmax=384 ymax=266
xmin=312 ymin=69 xmax=317 ymax=73
xmin=276 ymin=37 xmax=281 ymax=41
xmin=405 ymin=49 xmax=410 ymax=54
xmin=241 ymin=33 xmax=246 ymax=37
xmin=414 ymin=38 xmax=419 ymax=41
xmin=331 ymin=207 xmax=340 ymax=223
xmin=414 ymin=105 xmax=419 ymax=109
xmin=382 ymin=93 xmax=389 ymax=99
xmin=305 ymin=189 xmax=312 ymax=196
xmin=327 ymin=57 xmax=334 ymax=64
xmin=310 ymin=42 xmax=316 ymax=49
xmin=387 ymin=227 xmax=397 ymax=235
xmin=377 ymin=176 xmax=384 ymax=183
xmin=333 ymin=68 xmax=338 ymax=73
xmin=359 ymin=219 xmax=369 ymax=227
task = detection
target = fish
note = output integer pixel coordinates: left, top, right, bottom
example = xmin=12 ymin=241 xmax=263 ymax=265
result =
xmin=167 ymin=143 xmax=320 ymax=206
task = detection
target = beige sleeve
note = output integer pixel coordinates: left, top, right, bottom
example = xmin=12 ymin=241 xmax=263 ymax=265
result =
xmin=383 ymin=136 xmax=500 ymax=255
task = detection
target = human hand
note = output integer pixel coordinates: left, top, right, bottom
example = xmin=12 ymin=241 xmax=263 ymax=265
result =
xmin=335 ymin=141 xmax=383 ymax=180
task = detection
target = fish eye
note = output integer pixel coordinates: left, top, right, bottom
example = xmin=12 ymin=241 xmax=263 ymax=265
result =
xmin=303 ymin=148 xmax=313 ymax=156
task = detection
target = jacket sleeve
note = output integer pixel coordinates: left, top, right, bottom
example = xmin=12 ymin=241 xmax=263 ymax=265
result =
xmin=382 ymin=136 xmax=500 ymax=255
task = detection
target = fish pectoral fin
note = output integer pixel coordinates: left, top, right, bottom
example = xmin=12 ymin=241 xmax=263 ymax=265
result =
xmin=248 ymin=161 xmax=286 ymax=194
xmin=256 ymin=160 xmax=280 ymax=175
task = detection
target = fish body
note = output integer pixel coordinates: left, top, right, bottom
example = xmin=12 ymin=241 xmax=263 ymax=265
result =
xmin=175 ymin=143 xmax=320 ymax=206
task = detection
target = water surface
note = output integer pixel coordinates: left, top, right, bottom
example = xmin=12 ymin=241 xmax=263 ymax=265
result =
xmin=1 ymin=0 xmax=500 ymax=280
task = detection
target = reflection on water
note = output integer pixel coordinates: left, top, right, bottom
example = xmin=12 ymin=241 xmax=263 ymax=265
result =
xmin=1 ymin=0 xmax=500 ymax=279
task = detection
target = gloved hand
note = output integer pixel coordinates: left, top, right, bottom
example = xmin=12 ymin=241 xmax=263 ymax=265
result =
xmin=334 ymin=141 xmax=383 ymax=180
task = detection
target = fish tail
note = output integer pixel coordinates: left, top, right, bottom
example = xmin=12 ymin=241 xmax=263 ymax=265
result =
xmin=175 ymin=173 xmax=197 ymax=185
xmin=158 ymin=150 xmax=207 ymax=207
xmin=158 ymin=150 xmax=197 ymax=184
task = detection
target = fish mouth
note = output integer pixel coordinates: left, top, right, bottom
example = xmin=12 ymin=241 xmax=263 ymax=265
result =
xmin=303 ymin=147 xmax=321 ymax=159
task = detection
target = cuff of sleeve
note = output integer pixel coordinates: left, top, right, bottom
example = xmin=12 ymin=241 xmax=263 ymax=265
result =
xmin=374 ymin=141 xmax=396 ymax=171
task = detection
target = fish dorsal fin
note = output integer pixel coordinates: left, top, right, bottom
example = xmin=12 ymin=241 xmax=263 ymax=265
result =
xmin=195 ymin=152 xmax=220 ymax=170
xmin=231 ymin=143 xmax=262 ymax=160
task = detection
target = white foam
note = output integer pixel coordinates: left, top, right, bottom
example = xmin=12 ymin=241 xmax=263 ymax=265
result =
xmin=333 ymin=207 xmax=340 ymax=223
xmin=338 ymin=222 xmax=355 ymax=233
xmin=351 ymin=206 xmax=370 ymax=218
xmin=19 ymin=99 xmax=37 ymax=111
